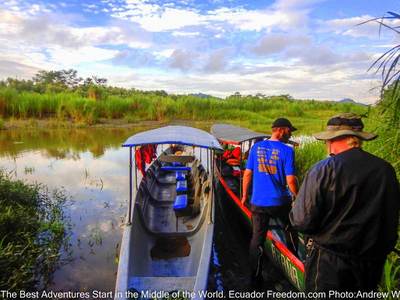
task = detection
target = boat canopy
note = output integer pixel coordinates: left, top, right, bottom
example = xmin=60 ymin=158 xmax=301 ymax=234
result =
xmin=122 ymin=125 xmax=223 ymax=150
xmin=211 ymin=124 xmax=270 ymax=144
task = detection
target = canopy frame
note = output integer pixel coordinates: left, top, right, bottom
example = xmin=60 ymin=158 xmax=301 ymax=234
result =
xmin=124 ymin=126 xmax=222 ymax=224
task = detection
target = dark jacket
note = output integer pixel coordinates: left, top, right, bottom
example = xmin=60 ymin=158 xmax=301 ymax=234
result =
xmin=290 ymin=148 xmax=400 ymax=259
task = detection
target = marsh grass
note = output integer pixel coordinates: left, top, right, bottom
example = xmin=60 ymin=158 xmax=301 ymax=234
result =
xmin=0 ymin=87 xmax=369 ymax=132
xmin=295 ymin=140 xmax=326 ymax=183
xmin=380 ymin=249 xmax=400 ymax=297
xmin=0 ymin=170 xmax=69 ymax=290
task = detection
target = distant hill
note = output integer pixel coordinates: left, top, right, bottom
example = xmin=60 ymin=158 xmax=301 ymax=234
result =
xmin=339 ymin=98 xmax=368 ymax=106
xmin=190 ymin=92 xmax=213 ymax=99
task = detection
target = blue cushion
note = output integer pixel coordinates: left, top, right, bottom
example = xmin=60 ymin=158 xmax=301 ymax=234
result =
xmin=176 ymin=180 xmax=188 ymax=192
xmin=172 ymin=161 xmax=183 ymax=166
xmin=173 ymin=194 xmax=188 ymax=210
xmin=176 ymin=171 xmax=186 ymax=181
xmin=161 ymin=166 xmax=191 ymax=172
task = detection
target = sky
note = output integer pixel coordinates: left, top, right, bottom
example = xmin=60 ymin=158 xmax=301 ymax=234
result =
xmin=0 ymin=0 xmax=399 ymax=104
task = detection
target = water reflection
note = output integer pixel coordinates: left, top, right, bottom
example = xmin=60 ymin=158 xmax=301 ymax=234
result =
xmin=0 ymin=128 xmax=140 ymax=159
xmin=0 ymin=127 xmax=154 ymax=294
xmin=0 ymin=124 xmax=264 ymax=297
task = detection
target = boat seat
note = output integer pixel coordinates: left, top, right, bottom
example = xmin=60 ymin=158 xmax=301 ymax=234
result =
xmin=139 ymin=182 xmax=174 ymax=206
xmin=147 ymin=167 xmax=176 ymax=184
xmin=159 ymin=154 xmax=195 ymax=164
xmin=176 ymin=180 xmax=188 ymax=193
xmin=160 ymin=166 xmax=191 ymax=172
xmin=173 ymin=194 xmax=188 ymax=211
xmin=176 ymin=171 xmax=186 ymax=181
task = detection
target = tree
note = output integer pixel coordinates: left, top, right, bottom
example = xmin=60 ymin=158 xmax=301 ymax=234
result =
xmin=59 ymin=69 xmax=82 ymax=88
xmin=92 ymin=76 xmax=107 ymax=86
xmin=32 ymin=69 xmax=83 ymax=91
xmin=4 ymin=78 xmax=34 ymax=91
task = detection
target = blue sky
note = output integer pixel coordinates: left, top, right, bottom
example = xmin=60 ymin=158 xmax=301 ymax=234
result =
xmin=0 ymin=0 xmax=398 ymax=103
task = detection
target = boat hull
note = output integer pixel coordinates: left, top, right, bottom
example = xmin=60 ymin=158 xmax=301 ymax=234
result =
xmin=116 ymin=154 xmax=215 ymax=299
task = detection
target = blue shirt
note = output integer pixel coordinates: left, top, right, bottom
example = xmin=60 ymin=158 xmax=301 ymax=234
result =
xmin=246 ymin=140 xmax=295 ymax=207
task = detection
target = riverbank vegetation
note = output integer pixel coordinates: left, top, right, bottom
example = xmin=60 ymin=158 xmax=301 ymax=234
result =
xmin=0 ymin=171 xmax=68 ymax=290
xmin=0 ymin=70 xmax=368 ymax=134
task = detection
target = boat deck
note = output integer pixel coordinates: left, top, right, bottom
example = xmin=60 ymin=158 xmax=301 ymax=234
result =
xmin=129 ymin=276 xmax=196 ymax=293
xmin=134 ymin=160 xmax=209 ymax=236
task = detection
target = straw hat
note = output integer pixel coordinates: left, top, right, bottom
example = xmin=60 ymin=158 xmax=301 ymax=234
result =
xmin=313 ymin=113 xmax=377 ymax=141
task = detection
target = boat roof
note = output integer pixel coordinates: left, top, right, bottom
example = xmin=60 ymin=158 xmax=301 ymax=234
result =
xmin=122 ymin=125 xmax=223 ymax=150
xmin=211 ymin=124 xmax=270 ymax=144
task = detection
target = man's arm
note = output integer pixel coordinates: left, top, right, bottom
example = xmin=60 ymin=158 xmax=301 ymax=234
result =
xmin=289 ymin=161 xmax=329 ymax=234
xmin=241 ymin=169 xmax=252 ymax=205
xmin=286 ymin=175 xmax=298 ymax=198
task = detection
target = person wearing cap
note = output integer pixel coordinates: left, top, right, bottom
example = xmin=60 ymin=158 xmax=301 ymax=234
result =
xmin=242 ymin=117 xmax=299 ymax=287
xmin=290 ymin=113 xmax=400 ymax=292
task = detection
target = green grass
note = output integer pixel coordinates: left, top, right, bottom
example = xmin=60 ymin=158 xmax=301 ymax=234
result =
xmin=0 ymin=87 xmax=370 ymax=133
xmin=295 ymin=141 xmax=326 ymax=183
xmin=380 ymin=249 xmax=400 ymax=297
xmin=0 ymin=170 xmax=68 ymax=290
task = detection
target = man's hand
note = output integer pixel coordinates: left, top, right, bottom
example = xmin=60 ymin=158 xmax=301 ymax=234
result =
xmin=286 ymin=175 xmax=298 ymax=198
xmin=241 ymin=193 xmax=247 ymax=205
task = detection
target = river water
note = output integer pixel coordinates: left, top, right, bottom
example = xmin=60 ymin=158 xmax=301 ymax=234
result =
xmin=0 ymin=126 xmax=293 ymax=298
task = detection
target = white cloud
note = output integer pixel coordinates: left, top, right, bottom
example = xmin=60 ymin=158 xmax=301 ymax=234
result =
xmin=203 ymin=48 xmax=233 ymax=72
xmin=168 ymin=49 xmax=197 ymax=71
xmin=2 ymin=0 xmax=53 ymax=15
xmin=0 ymin=44 xmax=54 ymax=71
xmin=251 ymin=34 xmax=311 ymax=56
xmin=113 ymin=6 xmax=205 ymax=31
xmin=103 ymin=58 xmax=380 ymax=103
xmin=47 ymin=46 xmax=119 ymax=67
xmin=153 ymin=49 xmax=175 ymax=58
xmin=275 ymin=0 xmax=326 ymax=10
xmin=208 ymin=7 xmax=297 ymax=32
xmin=0 ymin=0 xmax=386 ymax=104
xmin=323 ymin=15 xmax=400 ymax=38
xmin=172 ymin=31 xmax=200 ymax=37
xmin=0 ymin=9 xmax=152 ymax=49
xmin=111 ymin=1 xmax=310 ymax=33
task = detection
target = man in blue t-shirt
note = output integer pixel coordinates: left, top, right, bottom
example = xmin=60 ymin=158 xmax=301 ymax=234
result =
xmin=242 ymin=118 xmax=298 ymax=287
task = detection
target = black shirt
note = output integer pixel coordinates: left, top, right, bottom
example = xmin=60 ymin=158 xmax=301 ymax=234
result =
xmin=290 ymin=148 xmax=400 ymax=259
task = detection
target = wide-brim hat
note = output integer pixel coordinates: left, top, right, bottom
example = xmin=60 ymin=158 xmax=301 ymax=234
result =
xmin=313 ymin=113 xmax=377 ymax=141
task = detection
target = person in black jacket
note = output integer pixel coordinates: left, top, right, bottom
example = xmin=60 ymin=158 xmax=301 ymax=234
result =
xmin=290 ymin=113 xmax=400 ymax=292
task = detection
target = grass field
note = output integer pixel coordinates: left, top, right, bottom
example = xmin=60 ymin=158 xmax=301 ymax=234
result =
xmin=0 ymin=87 xmax=369 ymax=134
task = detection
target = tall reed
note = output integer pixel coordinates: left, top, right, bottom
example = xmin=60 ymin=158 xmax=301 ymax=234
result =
xmin=0 ymin=87 xmax=369 ymax=131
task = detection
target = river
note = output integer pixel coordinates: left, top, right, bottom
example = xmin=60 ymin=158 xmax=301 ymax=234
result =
xmin=0 ymin=126 xmax=293 ymax=299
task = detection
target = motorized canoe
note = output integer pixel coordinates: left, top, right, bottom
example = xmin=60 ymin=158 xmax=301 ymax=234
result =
xmin=211 ymin=123 xmax=305 ymax=291
xmin=115 ymin=126 xmax=223 ymax=299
